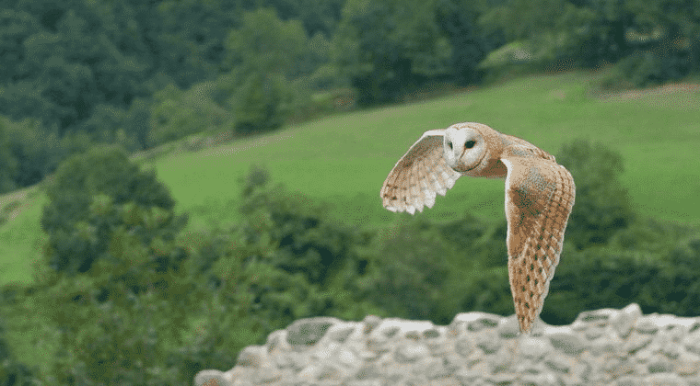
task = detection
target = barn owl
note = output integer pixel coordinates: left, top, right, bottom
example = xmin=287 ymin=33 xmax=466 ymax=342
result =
xmin=380 ymin=122 xmax=575 ymax=333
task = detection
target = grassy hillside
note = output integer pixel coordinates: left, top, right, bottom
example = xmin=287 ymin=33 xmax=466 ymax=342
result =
xmin=152 ymin=71 xmax=700 ymax=229
xmin=1 ymin=71 xmax=698 ymax=286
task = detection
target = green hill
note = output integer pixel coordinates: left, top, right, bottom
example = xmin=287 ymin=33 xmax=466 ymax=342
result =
xmin=1 ymin=71 xmax=699 ymax=286
xmin=151 ymin=71 xmax=700 ymax=228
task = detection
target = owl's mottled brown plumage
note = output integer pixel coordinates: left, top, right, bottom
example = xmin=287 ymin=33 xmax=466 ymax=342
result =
xmin=380 ymin=122 xmax=575 ymax=333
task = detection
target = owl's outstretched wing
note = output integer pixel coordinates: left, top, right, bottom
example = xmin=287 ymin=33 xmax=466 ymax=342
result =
xmin=380 ymin=129 xmax=461 ymax=214
xmin=501 ymin=155 xmax=575 ymax=333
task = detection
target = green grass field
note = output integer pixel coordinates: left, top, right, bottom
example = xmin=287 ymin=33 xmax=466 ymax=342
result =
xmin=1 ymin=71 xmax=699 ymax=286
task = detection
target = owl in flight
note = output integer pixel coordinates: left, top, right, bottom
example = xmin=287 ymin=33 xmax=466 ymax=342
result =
xmin=380 ymin=122 xmax=575 ymax=333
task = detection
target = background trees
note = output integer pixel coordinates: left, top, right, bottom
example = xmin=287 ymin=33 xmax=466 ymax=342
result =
xmin=41 ymin=146 xmax=183 ymax=273
xmin=0 ymin=0 xmax=697 ymax=193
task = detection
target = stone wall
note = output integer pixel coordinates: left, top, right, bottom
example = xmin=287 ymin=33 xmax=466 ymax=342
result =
xmin=195 ymin=304 xmax=700 ymax=386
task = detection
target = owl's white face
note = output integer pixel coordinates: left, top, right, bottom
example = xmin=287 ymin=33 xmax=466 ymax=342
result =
xmin=443 ymin=125 xmax=486 ymax=173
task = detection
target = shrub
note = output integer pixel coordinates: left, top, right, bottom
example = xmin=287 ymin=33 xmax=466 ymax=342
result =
xmin=233 ymin=73 xmax=294 ymax=134
xmin=41 ymin=146 xmax=184 ymax=273
xmin=556 ymin=139 xmax=634 ymax=249
xmin=238 ymin=166 xmax=359 ymax=286
xmin=360 ymin=221 xmax=452 ymax=322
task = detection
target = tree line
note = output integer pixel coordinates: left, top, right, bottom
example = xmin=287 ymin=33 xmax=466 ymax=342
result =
xmin=0 ymin=0 xmax=698 ymax=192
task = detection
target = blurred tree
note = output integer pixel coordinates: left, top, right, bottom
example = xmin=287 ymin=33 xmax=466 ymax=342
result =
xmin=156 ymin=0 xmax=239 ymax=86
xmin=147 ymin=82 xmax=233 ymax=146
xmin=436 ymin=0 xmax=504 ymax=85
xmin=0 ymin=118 xmax=18 ymax=193
xmin=332 ymin=0 xmax=453 ymax=105
xmin=41 ymin=146 xmax=184 ymax=273
xmin=232 ymin=73 xmax=294 ymax=134
xmin=360 ymin=221 xmax=452 ymax=321
xmin=556 ymin=139 xmax=634 ymax=249
xmin=0 ymin=10 xmax=41 ymax=83
xmin=225 ymin=8 xmax=309 ymax=133
xmin=238 ymin=166 xmax=359 ymax=286
xmin=3 ymin=117 xmax=63 ymax=188
xmin=0 ymin=318 xmax=35 ymax=386
xmin=480 ymin=0 xmax=597 ymax=67
xmin=225 ymin=8 xmax=309 ymax=79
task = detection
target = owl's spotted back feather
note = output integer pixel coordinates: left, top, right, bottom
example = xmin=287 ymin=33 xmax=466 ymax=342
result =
xmin=502 ymin=156 xmax=575 ymax=332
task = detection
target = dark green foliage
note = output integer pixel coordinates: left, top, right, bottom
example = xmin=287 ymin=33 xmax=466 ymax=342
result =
xmin=0 ymin=119 xmax=18 ymax=193
xmin=225 ymin=8 xmax=310 ymax=134
xmin=147 ymin=83 xmax=233 ymax=147
xmin=332 ymin=0 xmax=454 ymax=105
xmin=604 ymin=49 xmax=693 ymax=88
xmin=0 ymin=319 xmax=34 ymax=386
xmin=239 ymin=166 xmax=359 ymax=286
xmin=457 ymin=266 xmax=513 ymax=318
xmin=361 ymin=221 xmax=452 ymax=321
xmin=546 ymin=247 xmax=662 ymax=324
xmin=546 ymin=230 xmax=700 ymax=325
xmin=41 ymin=146 xmax=183 ymax=273
xmin=438 ymin=215 xmax=509 ymax=268
xmin=436 ymin=0 xmax=504 ymax=85
xmin=481 ymin=0 xmax=700 ymax=86
xmin=233 ymin=74 xmax=294 ymax=134
xmin=556 ymin=139 xmax=634 ymax=249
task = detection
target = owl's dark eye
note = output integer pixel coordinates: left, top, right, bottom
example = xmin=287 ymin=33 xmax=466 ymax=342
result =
xmin=465 ymin=140 xmax=476 ymax=149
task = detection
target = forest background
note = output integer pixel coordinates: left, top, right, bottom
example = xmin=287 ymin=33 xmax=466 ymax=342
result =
xmin=0 ymin=0 xmax=699 ymax=384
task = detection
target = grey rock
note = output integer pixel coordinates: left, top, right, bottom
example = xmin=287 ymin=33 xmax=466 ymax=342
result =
xmin=362 ymin=315 xmax=381 ymax=334
xmin=583 ymin=326 xmax=605 ymax=340
xmin=485 ymin=372 xmax=517 ymax=385
xmin=404 ymin=330 xmax=422 ymax=340
xmin=252 ymin=365 xmax=282 ymax=384
xmin=588 ymin=333 xmax=622 ymax=356
xmin=454 ymin=338 xmax=474 ymax=357
xmin=326 ymin=323 xmax=356 ymax=343
xmin=647 ymin=372 xmax=689 ymax=386
xmin=394 ymin=342 xmax=430 ymax=363
xmin=544 ymin=356 xmax=570 ymax=374
xmin=424 ymin=357 xmax=453 ymax=379
xmin=548 ymin=331 xmax=585 ymax=355
xmin=195 ymin=370 xmax=228 ymax=386
xmin=467 ymin=314 xmax=501 ymax=332
xmin=683 ymin=333 xmax=700 ymax=355
xmin=497 ymin=316 xmax=520 ymax=339
xmin=423 ymin=328 xmax=441 ymax=339
xmin=454 ymin=369 xmax=483 ymax=385
xmin=611 ymin=303 xmax=642 ymax=339
xmin=636 ymin=317 xmax=660 ymax=334
xmin=624 ymin=333 xmax=653 ymax=354
xmin=648 ymin=356 xmax=674 ymax=373
xmin=475 ymin=331 xmax=500 ymax=354
xmin=378 ymin=325 xmax=400 ymax=339
xmin=520 ymin=372 xmax=558 ymax=386
xmin=575 ymin=308 xmax=612 ymax=324
xmin=614 ymin=375 xmax=641 ymax=386
xmin=286 ymin=317 xmax=339 ymax=346
xmin=266 ymin=330 xmax=291 ymax=353
xmin=353 ymin=363 xmax=381 ymax=380
xmin=674 ymin=352 xmax=700 ymax=376
xmin=519 ymin=336 xmax=550 ymax=360
xmin=345 ymin=380 xmax=383 ymax=386
xmin=236 ymin=346 xmax=267 ymax=368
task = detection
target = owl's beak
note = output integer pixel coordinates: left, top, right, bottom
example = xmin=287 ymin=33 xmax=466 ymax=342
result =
xmin=444 ymin=128 xmax=466 ymax=169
